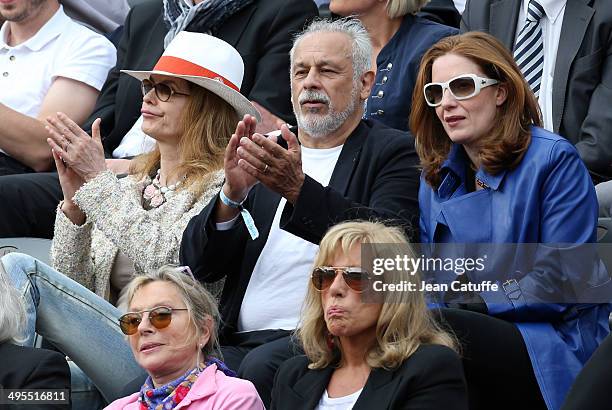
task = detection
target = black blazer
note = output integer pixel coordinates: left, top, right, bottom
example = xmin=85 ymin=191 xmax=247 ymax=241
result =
xmin=84 ymin=0 xmax=318 ymax=155
xmin=180 ymin=119 xmax=420 ymax=341
xmin=0 ymin=342 xmax=71 ymax=410
xmin=461 ymin=0 xmax=612 ymax=182
xmin=270 ymin=344 xmax=468 ymax=410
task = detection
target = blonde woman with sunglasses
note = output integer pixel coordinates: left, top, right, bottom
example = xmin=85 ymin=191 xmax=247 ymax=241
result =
xmin=411 ymin=31 xmax=612 ymax=410
xmin=105 ymin=265 xmax=263 ymax=409
xmin=1 ymin=32 xmax=261 ymax=406
xmin=270 ymin=221 xmax=467 ymax=410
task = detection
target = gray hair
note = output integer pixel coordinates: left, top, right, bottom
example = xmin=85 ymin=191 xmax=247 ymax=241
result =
xmin=122 ymin=265 xmax=221 ymax=359
xmin=386 ymin=0 xmax=431 ymax=18
xmin=290 ymin=17 xmax=373 ymax=82
xmin=0 ymin=262 xmax=26 ymax=344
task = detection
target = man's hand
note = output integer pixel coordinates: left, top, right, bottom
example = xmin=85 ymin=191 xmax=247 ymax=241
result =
xmin=223 ymin=115 xmax=260 ymax=201
xmin=237 ymin=124 xmax=304 ymax=204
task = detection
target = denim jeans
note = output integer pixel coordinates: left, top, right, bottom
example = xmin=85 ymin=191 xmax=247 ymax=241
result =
xmin=2 ymin=252 xmax=146 ymax=403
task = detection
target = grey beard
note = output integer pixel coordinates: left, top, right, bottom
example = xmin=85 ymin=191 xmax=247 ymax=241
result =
xmin=293 ymin=88 xmax=359 ymax=139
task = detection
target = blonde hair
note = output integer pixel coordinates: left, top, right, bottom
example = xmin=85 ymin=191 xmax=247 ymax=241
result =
xmin=123 ymin=265 xmax=221 ymax=359
xmin=130 ymin=84 xmax=238 ymax=197
xmin=410 ymin=32 xmax=542 ymax=187
xmin=298 ymin=221 xmax=456 ymax=370
xmin=386 ymin=0 xmax=430 ymax=18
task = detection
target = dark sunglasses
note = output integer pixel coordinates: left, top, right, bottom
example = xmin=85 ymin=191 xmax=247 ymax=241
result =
xmin=118 ymin=306 xmax=188 ymax=335
xmin=423 ymin=74 xmax=499 ymax=107
xmin=311 ymin=266 xmax=371 ymax=292
xmin=141 ymin=79 xmax=190 ymax=102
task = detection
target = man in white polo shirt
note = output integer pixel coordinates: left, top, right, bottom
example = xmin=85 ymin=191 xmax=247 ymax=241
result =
xmin=0 ymin=0 xmax=115 ymax=174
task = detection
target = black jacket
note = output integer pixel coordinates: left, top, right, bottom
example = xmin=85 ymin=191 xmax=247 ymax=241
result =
xmin=461 ymin=0 xmax=612 ymax=182
xmin=180 ymin=119 xmax=420 ymax=341
xmin=84 ymin=0 xmax=318 ymax=155
xmin=270 ymin=344 xmax=468 ymax=410
xmin=0 ymin=342 xmax=71 ymax=410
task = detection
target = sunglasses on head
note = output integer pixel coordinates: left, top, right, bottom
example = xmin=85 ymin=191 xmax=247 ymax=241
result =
xmin=141 ymin=79 xmax=190 ymax=102
xmin=423 ymin=74 xmax=499 ymax=107
xmin=311 ymin=266 xmax=371 ymax=292
xmin=118 ymin=306 xmax=188 ymax=335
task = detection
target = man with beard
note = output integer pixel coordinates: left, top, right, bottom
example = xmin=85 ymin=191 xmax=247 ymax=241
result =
xmin=180 ymin=18 xmax=420 ymax=407
xmin=0 ymin=0 xmax=115 ymax=174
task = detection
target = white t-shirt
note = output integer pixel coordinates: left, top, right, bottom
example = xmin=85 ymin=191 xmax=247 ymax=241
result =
xmin=237 ymin=144 xmax=343 ymax=332
xmin=315 ymin=388 xmax=363 ymax=410
xmin=0 ymin=5 xmax=116 ymax=119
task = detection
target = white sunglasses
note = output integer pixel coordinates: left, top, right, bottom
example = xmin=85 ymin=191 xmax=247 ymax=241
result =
xmin=424 ymin=74 xmax=499 ymax=107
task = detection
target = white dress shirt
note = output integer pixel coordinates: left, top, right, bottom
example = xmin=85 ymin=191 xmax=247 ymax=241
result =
xmin=453 ymin=0 xmax=466 ymax=14
xmin=515 ymin=0 xmax=566 ymax=132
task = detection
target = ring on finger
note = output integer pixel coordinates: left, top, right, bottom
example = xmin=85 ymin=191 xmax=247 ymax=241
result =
xmin=262 ymin=164 xmax=269 ymax=174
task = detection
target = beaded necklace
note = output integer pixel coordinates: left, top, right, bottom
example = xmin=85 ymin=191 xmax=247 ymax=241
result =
xmin=142 ymin=169 xmax=186 ymax=208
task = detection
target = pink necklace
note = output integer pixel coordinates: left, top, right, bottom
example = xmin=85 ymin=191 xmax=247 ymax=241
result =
xmin=142 ymin=169 xmax=185 ymax=208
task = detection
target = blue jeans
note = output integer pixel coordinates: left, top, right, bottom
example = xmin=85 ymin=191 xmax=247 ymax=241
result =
xmin=2 ymin=252 xmax=146 ymax=403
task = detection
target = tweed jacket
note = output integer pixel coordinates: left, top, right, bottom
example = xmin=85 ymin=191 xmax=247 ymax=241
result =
xmin=51 ymin=170 xmax=223 ymax=300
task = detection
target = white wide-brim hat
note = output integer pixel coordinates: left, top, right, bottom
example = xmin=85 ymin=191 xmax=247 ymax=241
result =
xmin=121 ymin=31 xmax=260 ymax=121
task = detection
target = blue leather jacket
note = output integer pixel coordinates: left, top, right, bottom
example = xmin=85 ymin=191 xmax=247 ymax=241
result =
xmin=419 ymin=126 xmax=612 ymax=410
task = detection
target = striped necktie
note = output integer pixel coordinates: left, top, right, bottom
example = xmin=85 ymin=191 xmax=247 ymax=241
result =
xmin=514 ymin=0 xmax=545 ymax=98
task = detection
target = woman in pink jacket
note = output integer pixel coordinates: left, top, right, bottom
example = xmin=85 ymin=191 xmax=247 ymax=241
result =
xmin=104 ymin=265 xmax=264 ymax=410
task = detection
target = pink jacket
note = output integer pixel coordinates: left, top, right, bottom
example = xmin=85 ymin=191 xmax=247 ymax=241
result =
xmin=104 ymin=364 xmax=265 ymax=410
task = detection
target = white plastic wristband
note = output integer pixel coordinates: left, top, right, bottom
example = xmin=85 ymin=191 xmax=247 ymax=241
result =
xmin=219 ymin=189 xmax=259 ymax=240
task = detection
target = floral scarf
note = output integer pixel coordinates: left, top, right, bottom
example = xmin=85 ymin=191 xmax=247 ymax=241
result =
xmin=138 ymin=358 xmax=237 ymax=410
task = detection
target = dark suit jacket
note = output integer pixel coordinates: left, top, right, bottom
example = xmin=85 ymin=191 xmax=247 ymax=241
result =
xmin=180 ymin=119 xmax=420 ymax=341
xmin=270 ymin=345 xmax=468 ymax=410
xmin=461 ymin=0 xmax=612 ymax=182
xmin=0 ymin=342 xmax=71 ymax=410
xmin=84 ymin=0 xmax=318 ymax=156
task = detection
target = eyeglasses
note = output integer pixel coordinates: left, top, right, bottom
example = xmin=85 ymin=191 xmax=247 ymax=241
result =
xmin=141 ymin=79 xmax=190 ymax=102
xmin=311 ymin=266 xmax=371 ymax=292
xmin=423 ymin=74 xmax=499 ymax=107
xmin=118 ymin=306 xmax=188 ymax=335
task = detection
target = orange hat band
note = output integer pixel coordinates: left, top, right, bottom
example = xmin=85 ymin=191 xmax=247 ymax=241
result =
xmin=153 ymin=56 xmax=240 ymax=92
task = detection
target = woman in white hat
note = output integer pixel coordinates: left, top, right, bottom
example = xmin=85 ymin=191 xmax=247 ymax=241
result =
xmin=1 ymin=32 xmax=260 ymax=405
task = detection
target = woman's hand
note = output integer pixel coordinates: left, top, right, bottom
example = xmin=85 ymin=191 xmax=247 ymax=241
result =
xmin=46 ymin=113 xmax=107 ymax=182
xmin=52 ymin=149 xmax=86 ymax=225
